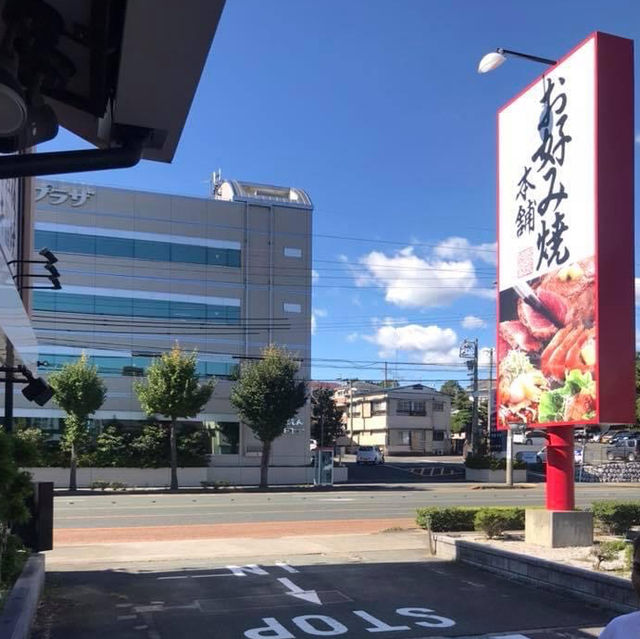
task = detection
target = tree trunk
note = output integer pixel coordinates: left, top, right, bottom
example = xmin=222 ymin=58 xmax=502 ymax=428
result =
xmin=260 ymin=440 xmax=272 ymax=488
xmin=170 ymin=420 xmax=178 ymax=491
xmin=69 ymin=441 xmax=77 ymax=492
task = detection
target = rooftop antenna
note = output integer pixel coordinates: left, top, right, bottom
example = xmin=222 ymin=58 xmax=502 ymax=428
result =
xmin=209 ymin=169 xmax=223 ymax=199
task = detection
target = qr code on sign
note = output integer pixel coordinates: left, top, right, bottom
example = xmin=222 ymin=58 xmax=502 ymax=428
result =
xmin=517 ymin=248 xmax=534 ymax=278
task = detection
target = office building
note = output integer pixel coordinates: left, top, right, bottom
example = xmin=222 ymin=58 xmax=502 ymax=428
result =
xmin=11 ymin=177 xmax=313 ymax=479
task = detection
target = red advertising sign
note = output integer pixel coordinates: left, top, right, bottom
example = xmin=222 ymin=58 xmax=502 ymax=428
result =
xmin=497 ymin=33 xmax=635 ymax=430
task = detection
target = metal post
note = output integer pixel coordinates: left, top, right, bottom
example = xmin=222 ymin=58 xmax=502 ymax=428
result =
xmin=486 ymin=348 xmax=494 ymax=455
xmin=546 ymin=426 xmax=575 ymax=510
xmin=4 ymin=342 xmax=14 ymax=433
xmin=470 ymin=339 xmax=479 ymax=455
xmin=506 ymin=427 xmax=513 ymax=487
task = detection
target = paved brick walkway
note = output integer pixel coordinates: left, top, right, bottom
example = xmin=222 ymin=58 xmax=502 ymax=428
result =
xmin=54 ymin=517 xmax=417 ymax=545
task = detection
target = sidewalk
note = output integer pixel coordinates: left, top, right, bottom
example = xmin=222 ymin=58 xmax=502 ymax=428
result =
xmin=47 ymin=525 xmax=426 ymax=570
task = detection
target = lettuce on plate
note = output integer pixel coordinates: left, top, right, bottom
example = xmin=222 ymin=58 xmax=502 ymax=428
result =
xmin=538 ymin=370 xmax=595 ymax=422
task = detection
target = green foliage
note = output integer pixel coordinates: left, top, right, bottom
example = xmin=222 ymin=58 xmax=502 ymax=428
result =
xmin=591 ymin=539 xmax=628 ymax=570
xmin=231 ymin=345 xmax=306 ymax=445
xmin=49 ymin=353 xmax=106 ymax=444
xmin=591 ymin=501 xmax=640 ymax=535
xmin=464 ymin=454 xmax=525 ymax=470
xmin=0 ymin=432 xmax=32 ymax=589
xmin=231 ymin=345 xmax=307 ymax=487
xmin=416 ymin=506 xmax=525 ymax=533
xmin=441 ymin=380 xmax=472 ymax=434
xmin=474 ymin=507 xmax=525 ymax=539
xmin=12 ymin=428 xmax=47 ymax=467
xmin=135 ymin=345 xmax=214 ymax=489
xmin=94 ymin=426 xmax=133 ymax=467
xmin=134 ymin=346 xmax=214 ymax=421
xmin=0 ymin=533 xmax=27 ymax=595
xmin=416 ymin=506 xmax=480 ymax=532
xmin=48 ymin=353 xmax=106 ymax=490
xmin=311 ymin=388 xmax=344 ymax=446
xmin=90 ymin=481 xmax=110 ymax=491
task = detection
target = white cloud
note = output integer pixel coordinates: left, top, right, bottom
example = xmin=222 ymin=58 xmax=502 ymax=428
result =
xmin=434 ymin=236 xmax=497 ymax=266
xmin=365 ymin=323 xmax=460 ymax=364
xmin=346 ymin=332 xmax=359 ymax=342
xmin=312 ymin=269 xmax=320 ymax=283
xmin=357 ymin=247 xmax=482 ymax=308
xmin=478 ymin=347 xmax=496 ymax=368
xmin=635 ymin=133 xmax=640 ymax=145
xmin=311 ymin=308 xmax=327 ymax=335
xmin=462 ymin=315 xmax=487 ymax=329
xmin=635 ymin=277 xmax=640 ymax=305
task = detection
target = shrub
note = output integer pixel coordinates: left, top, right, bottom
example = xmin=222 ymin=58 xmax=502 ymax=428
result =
xmin=464 ymin=455 xmax=525 ymax=470
xmin=417 ymin=507 xmax=480 ymax=532
xmin=417 ymin=506 xmax=525 ymax=534
xmin=591 ymin=501 xmax=640 ymax=535
xmin=90 ymin=481 xmax=110 ymax=491
xmin=474 ymin=507 xmax=525 ymax=539
xmin=109 ymin=482 xmax=128 ymax=492
xmin=201 ymin=480 xmax=232 ymax=490
xmin=591 ymin=539 xmax=628 ymax=570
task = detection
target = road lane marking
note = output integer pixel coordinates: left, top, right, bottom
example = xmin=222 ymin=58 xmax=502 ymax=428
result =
xmin=277 ymin=577 xmax=322 ymax=605
xmin=117 ymin=614 xmax=137 ymax=621
xmin=276 ymin=562 xmax=299 ymax=573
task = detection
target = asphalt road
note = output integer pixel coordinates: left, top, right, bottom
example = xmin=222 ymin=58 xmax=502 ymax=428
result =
xmin=33 ymin=552 xmax=611 ymax=639
xmin=53 ymin=481 xmax=640 ymax=530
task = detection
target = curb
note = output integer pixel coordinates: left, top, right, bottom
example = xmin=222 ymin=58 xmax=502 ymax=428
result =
xmin=432 ymin=534 xmax=636 ymax=613
xmin=0 ymin=554 xmax=45 ymax=639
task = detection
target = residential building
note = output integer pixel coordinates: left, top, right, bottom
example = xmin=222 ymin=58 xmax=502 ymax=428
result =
xmin=10 ymin=177 xmax=313 ymax=480
xmin=338 ymin=384 xmax=452 ymax=455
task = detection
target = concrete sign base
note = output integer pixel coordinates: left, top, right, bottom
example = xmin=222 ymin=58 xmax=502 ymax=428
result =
xmin=525 ymin=509 xmax=593 ymax=548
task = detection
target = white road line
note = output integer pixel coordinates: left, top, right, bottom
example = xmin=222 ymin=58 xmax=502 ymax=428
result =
xmin=156 ymin=575 xmax=188 ymax=580
xmin=117 ymin=614 xmax=137 ymax=621
xmin=461 ymin=579 xmax=486 ymax=588
xmin=276 ymin=562 xmax=299 ymax=573
xmin=115 ymin=603 xmax=133 ymax=608
xmin=191 ymin=573 xmax=235 ymax=579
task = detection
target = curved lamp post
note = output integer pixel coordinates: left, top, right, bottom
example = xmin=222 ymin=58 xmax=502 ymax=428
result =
xmin=477 ymin=48 xmax=556 ymax=74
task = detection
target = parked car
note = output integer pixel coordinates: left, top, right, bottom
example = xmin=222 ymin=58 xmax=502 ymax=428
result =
xmin=356 ymin=445 xmax=384 ymax=465
xmin=536 ymin=446 xmax=583 ymax=465
xmin=607 ymin=430 xmax=640 ymax=446
xmin=606 ymin=438 xmax=640 ymax=462
xmin=513 ymin=429 xmax=549 ymax=446
xmin=515 ymin=450 xmax=539 ymax=464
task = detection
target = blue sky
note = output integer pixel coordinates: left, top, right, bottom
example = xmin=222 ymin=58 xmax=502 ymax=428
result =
xmin=40 ymin=0 xmax=640 ymax=388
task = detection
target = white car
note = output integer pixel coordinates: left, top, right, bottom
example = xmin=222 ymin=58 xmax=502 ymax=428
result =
xmin=536 ymin=446 xmax=583 ymax=464
xmin=356 ymin=446 xmax=384 ymax=465
xmin=513 ymin=429 xmax=549 ymax=446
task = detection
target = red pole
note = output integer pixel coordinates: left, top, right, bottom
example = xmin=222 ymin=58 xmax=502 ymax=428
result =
xmin=546 ymin=426 xmax=575 ymax=511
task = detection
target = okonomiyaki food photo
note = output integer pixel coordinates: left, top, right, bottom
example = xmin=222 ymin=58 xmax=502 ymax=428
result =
xmin=498 ymin=256 xmax=596 ymax=427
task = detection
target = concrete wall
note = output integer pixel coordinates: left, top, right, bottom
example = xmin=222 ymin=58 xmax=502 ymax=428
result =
xmin=24 ymin=465 xmax=348 ymax=488
xmin=433 ymin=534 xmax=636 ymax=614
xmin=465 ymin=468 xmax=528 ymax=483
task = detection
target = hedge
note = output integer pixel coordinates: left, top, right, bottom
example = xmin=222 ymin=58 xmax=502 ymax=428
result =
xmin=416 ymin=506 xmax=525 ymax=533
xmin=474 ymin=507 xmax=525 ymax=539
xmin=464 ymin=455 xmax=526 ymax=470
xmin=591 ymin=501 xmax=640 ymax=535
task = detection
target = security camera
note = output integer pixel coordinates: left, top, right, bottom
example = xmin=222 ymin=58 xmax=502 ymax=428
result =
xmin=22 ymin=376 xmax=54 ymax=406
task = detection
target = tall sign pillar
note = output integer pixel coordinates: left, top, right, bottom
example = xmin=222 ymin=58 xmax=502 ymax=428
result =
xmin=496 ymin=32 xmax=634 ymax=545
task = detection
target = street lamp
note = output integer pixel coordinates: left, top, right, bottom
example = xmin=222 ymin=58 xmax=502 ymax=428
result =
xmin=477 ymin=48 xmax=556 ymax=74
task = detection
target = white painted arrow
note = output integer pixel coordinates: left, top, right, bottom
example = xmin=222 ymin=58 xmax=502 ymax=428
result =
xmin=277 ymin=577 xmax=322 ymax=605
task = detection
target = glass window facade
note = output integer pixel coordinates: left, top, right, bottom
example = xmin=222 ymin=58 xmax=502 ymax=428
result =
xmin=35 ymin=229 xmax=241 ymax=267
xmin=33 ymin=291 xmax=241 ymax=324
xmin=39 ymin=353 xmax=238 ymax=379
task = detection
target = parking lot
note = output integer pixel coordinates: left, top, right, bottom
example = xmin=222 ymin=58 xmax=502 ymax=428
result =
xmin=34 ymin=553 xmax=612 ymax=638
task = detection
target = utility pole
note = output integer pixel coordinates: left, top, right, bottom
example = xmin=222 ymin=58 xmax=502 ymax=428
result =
xmin=459 ymin=338 xmax=479 ymax=456
xmin=486 ymin=347 xmax=494 ymax=455
xmin=471 ymin=339 xmax=479 ymax=455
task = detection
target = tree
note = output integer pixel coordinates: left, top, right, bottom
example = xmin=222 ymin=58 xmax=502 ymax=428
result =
xmin=230 ymin=345 xmax=306 ymax=488
xmin=134 ymin=346 xmax=214 ymax=490
xmin=0 ymin=432 xmax=32 ymax=587
xmin=48 ymin=353 xmax=106 ymax=491
xmin=441 ymin=380 xmax=472 ymax=435
xmin=311 ymin=388 xmax=344 ymax=446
